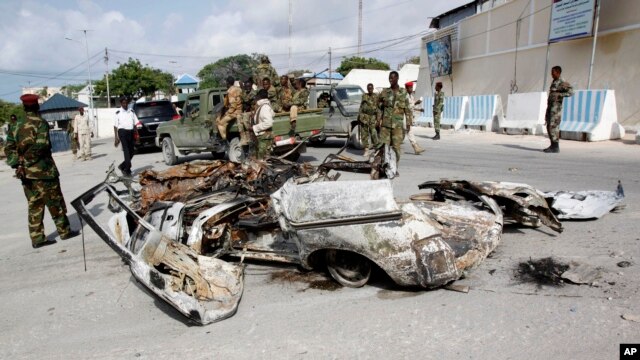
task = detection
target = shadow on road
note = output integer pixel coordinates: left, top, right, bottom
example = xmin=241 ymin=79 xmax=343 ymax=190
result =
xmin=496 ymin=143 xmax=543 ymax=152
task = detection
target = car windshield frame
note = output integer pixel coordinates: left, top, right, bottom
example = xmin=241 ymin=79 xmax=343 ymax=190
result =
xmin=333 ymin=87 xmax=364 ymax=106
xmin=134 ymin=101 xmax=175 ymax=118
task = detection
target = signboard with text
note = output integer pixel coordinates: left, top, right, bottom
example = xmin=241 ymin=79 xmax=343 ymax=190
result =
xmin=549 ymin=0 xmax=596 ymax=42
xmin=426 ymin=35 xmax=452 ymax=78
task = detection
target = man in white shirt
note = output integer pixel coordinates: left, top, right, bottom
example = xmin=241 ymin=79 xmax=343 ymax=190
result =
xmin=73 ymin=107 xmax=93 ymax=161
xmin=252 ymin=89 xmax=274 ymax=160
xmin=113 ymin=97 xmax=138 ymax=176
xmin=404 ymin=82 xmax=425 ymax=155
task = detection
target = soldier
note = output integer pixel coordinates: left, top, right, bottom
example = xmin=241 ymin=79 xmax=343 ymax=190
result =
xmin=432 ymin=82 xmax=444 ymax=140
xmin=5 ymin=94 xmax=79 ymax=248
xmin=67 ymin=113 xmax=78 ymax=159
xmin=73 ymin=107 xmax=93 ymax=161
xmin=253 ymin=55 xmax=279 ymax=88
xmin=252 ymin=89 xmax=275 ymax=160
xmin=277 ymin=75 xmax=293 ymax=112
xmin=378 ymin=71 xmax=412 ymax=168
xmin=262 ymin=78 xmax=279 ymax=112
xmin=404 ymin=82 xmax=425 ymax=155
xmin=289 ymin=78 xmax=309 ymax=135
xmin=358 ymin=83 xmax=380 ymax=157
xmin=216 ymin=76 xmax=243 ymax=142
xmin=317 ymin=93 xmax=330 ymax=108
xmin=7 ymin=114 xmax=18 ymax=136
xmin=238 ymin=78 xmax=257 ymax=157
xmin=544 ymin=66 xmax=574 ymax=153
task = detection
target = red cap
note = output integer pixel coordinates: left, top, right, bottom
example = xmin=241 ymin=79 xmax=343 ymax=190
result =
xmin=405 ymin=81 xmax=414 ymax=87
xmin=20 ymin=94 xmax=39 ymax=106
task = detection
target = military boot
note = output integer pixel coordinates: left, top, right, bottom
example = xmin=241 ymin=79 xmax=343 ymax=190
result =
xmin=432 ymin=131 xmax=440 ymax=140
xmin=543 ymin=141 xmax=557 ymax=153
xmin=412 ymin=143 xmax=425 ymax=155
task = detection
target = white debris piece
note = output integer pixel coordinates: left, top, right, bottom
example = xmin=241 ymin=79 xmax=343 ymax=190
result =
xmin=544 ymin=190 xmax=625 ymax=220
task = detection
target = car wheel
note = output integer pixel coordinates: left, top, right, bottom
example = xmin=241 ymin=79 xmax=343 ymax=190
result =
xmin=325 ymin=249 xmax=371 ymax=288
xmin=349 ymin=124 xmax=364 ymax=150
xmin=162 ymin=137 xmax=178 ymax=165
xmin=227 ymin=137 xmax=245 ymax=163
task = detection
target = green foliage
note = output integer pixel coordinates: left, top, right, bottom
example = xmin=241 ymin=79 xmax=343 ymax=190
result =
xmin=94 ymin=58 xmax=175 ymax=99
xmin=39 ymin=86 xmax=48 ymax=97
xmin=397 ymin=55 xmax=420 ymax=69
xmin=197 ymin=54 xmax=259 ymax=89
xmin=0 ymin=100 xmax=25 ymax=126
xmin=336 ymin=56 xmax=390 ymax=76
xmin=61 ymin=83 xmax=87 ymax=98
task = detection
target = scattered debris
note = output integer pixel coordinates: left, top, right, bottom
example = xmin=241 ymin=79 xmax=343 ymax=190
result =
xmin=544 ymin=190 xmax=625 ymax=220
xmin=508 ymin=167 xmax=519 ymax=172
xmin=617 ymin=261 xmax=632 ymax=268
xmin=268 ymin=270 xmax=341 ymax=292
xmin=444 ymin=284 xmax=470 ymax=293
xmin=489 ymin=269 xmax=496 ymax=275
xmin=515 ymin=258 xmax=569 ymax=286
xmin=622 ymin=314 xmax=640 ymax=323
xmin=560 ymin=262 xmax=602 ymax=285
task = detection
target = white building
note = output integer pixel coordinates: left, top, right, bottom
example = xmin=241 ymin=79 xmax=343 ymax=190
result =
xmin=340 ymin=64 xmax=420 ymax=93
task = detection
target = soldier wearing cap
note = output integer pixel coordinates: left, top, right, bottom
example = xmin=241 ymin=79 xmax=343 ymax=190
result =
xmin=404 ymin=81 xmax=425 ymax=155
xmin=72 ymin=107 xmax=93 ymax=161
xmin=253 ymin=55 xmax=279 ymax=89
xmin=432 ymin=82 xmax=444 ymax=140
xmin=5 ymin=94 xmax=78 ymax=248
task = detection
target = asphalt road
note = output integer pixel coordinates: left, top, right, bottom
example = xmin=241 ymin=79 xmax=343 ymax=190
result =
xmin=1 ymin=127 xmax=638 ymax=359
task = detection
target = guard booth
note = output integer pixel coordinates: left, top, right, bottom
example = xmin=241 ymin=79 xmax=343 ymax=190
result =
xmin=39 ymin=93 xmax=88 ymax=153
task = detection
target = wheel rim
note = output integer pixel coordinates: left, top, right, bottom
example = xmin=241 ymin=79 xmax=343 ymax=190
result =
xmin=326 ymin=250 xmax=371 ymax=288
xmin=162 ymin=140 xmax=172 ymax=162
xmin=228 ymin=138 xmax=244 ymax=163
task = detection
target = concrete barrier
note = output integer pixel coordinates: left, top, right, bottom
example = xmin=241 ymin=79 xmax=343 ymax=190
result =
xmin=415 ymin=97 xmax=434 ymax=127
xmin=499 ymin=92 xmax=547 ymax=135
xmin=463 ymin=95 xmax=504 ymax=131
xmin=559 ymin=90 xmax=625 ymax=141
xmin=440 ymin=96 xmax=468 ymax=130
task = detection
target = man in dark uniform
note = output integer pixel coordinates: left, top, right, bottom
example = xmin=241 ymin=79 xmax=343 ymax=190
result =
xmin=5 ymin=94 xmax=78 ymax=248
xmin=113 ymin=97 xmax=138 ymax=176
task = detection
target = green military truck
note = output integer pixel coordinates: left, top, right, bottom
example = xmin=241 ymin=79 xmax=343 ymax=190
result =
xmin=155 ymin=88 xmax=325 ymax=165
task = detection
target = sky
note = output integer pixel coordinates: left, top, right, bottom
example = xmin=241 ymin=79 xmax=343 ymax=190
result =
xmin=0 ymin=0 xmax=469 ymax=102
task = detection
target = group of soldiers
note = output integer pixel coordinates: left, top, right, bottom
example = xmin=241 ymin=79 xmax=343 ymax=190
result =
xmin=356 ymin=71 xmax=446 ymax=168
xmin=214 ymin=55 xmax=310 ymax=159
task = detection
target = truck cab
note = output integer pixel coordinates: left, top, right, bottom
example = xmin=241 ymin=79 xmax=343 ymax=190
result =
xmin=308 ymin=85 xmax=365 ymax=149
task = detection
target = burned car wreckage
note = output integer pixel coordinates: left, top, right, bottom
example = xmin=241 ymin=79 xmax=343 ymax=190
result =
xmin=72 ymin=149 xmax=623 ymax=325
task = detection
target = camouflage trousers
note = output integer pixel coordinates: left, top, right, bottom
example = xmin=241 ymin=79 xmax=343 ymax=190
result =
xmin=69 ymin=133 xmax=78 ymax=156
xmin=433 ymin=111 xmax=442 ymax=131
xmin=545 ymin=108 xmax=562 ymax=142
xmin=238 ymin=113 xmax=253 ymax=146
xmin=21 ymin=178 xmax=71 ymax=246
xmin=255 ymin=131 xmax=273 ymax=160
xmin=216 ymin=112 xmax=239 ymax=140
xmin=359 ymin=115 xmax=378 ymax=149
xmin=379 ymin=125 xmax=403 ymax=162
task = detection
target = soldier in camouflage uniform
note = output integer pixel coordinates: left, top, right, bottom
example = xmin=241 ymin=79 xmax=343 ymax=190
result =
xmin=358 ymin=83 xmax=379 ymax=157
xmin=276 ymin=75 xmax=293 ymax=112
xmin=261 ymin=78 xmax=279 ymax=112
xmin=238 ymin=78 xmax=257 ymax=157
xmin=544 ymin=66 xmax=574 ymax=153
xmin=432 ymin=82 xmax=444 ymax=140
xmin=289 ymin=78 xmax=309 ymax=135
xmin=216 ymin=76 xmax=243 ymax=141
xmin=253 ymin=55 xmax=279 ymax=90
xmin=378 ymin=71 xmax=412 ymax=167
xmin=67 ymin=116 xmax=78 ymax=158
xmin=404 ymin=81 xmax=425 ymax=154
xmin=5 ymin=94 xmax=78 ymax=248
xmin=252 ymin=89 xmax=275 ymax=159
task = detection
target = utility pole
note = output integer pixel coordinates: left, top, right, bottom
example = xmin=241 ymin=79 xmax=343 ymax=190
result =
xmin=358 ymin=0 xmax=363 ymax=56
xmin=81 ymin=30 xmax=96 ymax=137
xmin=288 ymin=0 xmax=293 ymax=72
xmin=104 ymin=47 xmax=110 ymax=108
xmin=587 ymin=0 xmax=601 ymax=89
xmin=328 ymin=47 xmax=332 ymax=86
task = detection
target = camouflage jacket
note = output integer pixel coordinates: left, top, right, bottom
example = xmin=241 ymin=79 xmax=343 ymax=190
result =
xmin=277 ymin=85 xmax=293 ymax=110
xmin=433 ymin=90 xmax=444 ymax=113
xmin=5 ymin=113 xmax=59 ymax=179
xmin=224 ymin=85 xmax=243 ymax=116
xmin=547 ymin=78 xmax=574 ymax=107
xmin=242 ymin=89 xmax=257 ymax=112
xmin=253 ymin=64 xmax=279 ymax=86
xmin=291 ymin=88 xmax=309 ymax=109
xmin=378 ymin=87 xmax=412 ymax=128
xmin=359 ymin=93 xmax=379 ymax=116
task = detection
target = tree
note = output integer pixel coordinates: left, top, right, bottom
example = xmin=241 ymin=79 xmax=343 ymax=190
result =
xmin=336 ymin=56 xmax=390 ymax=76
xmin=0 ymin=100 xmax=25 ymax=126
xmin=397 ymin=55 xmax=420 ymax=69
xmin=197 ymin=54 xmax=258 ymax=89
xmin=94 ymin=58 xmax=175 ymax=99
xmin=61 ymin=83 xmax=87 ymax=98
xmin=287 ymin=69 xmax=312 ymax=78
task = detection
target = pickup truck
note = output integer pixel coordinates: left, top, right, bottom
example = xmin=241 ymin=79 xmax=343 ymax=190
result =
xmin=307 ymin=85 xmax=365 ymax=149
xmin=155 ymin=88 xmax=325 ymax=165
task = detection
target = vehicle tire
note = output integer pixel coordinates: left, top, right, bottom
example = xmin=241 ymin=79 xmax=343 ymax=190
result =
xmin=348 ymin=124 xmax=364 ymax=150
xmin=162 ymin=137 xmax=178 ymax=165
xmin=211 ymin=151 xmax=226 ymax=160
xmin=227 ymin=137 xmax=245 ymax=163
xmin=325 ymin=249 xmax=371 ymax=288
xmin=284 ymin=150 xmax=301 ymax=162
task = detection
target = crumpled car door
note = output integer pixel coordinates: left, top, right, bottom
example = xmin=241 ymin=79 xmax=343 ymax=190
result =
xmin=72 ymin=183 xmax=244 ymax=325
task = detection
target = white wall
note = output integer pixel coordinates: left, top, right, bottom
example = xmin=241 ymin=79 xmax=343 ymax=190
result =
xmin=418 ymin=0 xmax=640 ymax=126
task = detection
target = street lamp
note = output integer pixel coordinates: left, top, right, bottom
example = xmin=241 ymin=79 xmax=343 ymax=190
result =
xmin=65 ymin=30 xmax=96 ymax=137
